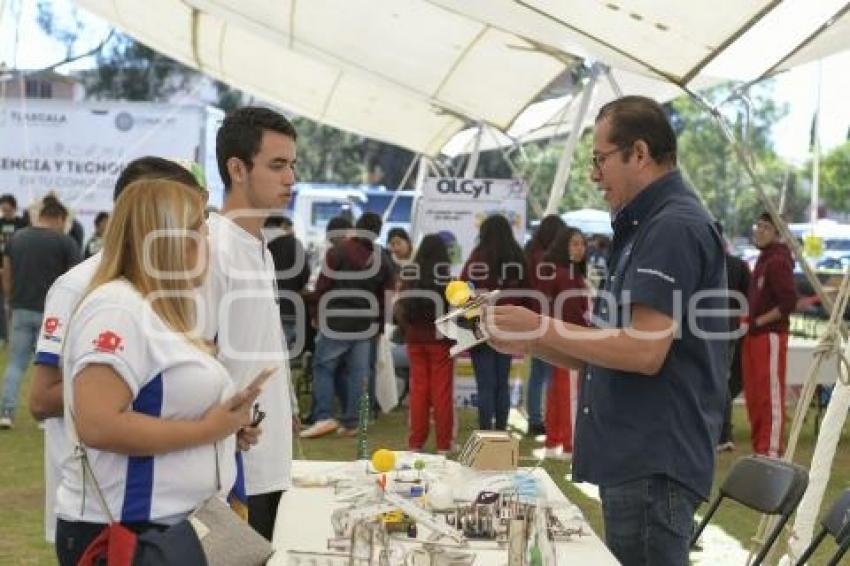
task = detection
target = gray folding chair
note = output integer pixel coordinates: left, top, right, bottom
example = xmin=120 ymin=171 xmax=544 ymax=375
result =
xmin=794 ymin=489 xmax=850 ymax=566
xmin=691 ymin=455 xmax=809 ymax=565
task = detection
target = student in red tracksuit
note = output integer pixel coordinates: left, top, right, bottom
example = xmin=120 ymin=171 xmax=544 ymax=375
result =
xmin=523 ymin=215 xmax=567 ymax=437
xmin=395 ymin=234 xmax=454 ymax=453
xmin=743 ymin=212 xmax=797 ymax=457
xmin=461 ymin=215 xmax=530 ymax=431
xmin=534 ymin=226 xmax=591 ymax=460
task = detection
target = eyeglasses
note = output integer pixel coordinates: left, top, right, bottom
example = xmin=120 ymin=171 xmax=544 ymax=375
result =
xmin=591 ymin=147 xmax=625 ymax=171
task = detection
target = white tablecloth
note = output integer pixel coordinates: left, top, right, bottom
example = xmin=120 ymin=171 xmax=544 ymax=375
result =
xmin=787 ymin=338 xmax=841 ymax=386
xmin=270 ymin=459 xmax=618 ymax=565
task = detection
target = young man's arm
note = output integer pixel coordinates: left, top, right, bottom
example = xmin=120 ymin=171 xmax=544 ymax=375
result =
xmin=2 ymin=255 xmax=11 ymax=298
xmin=29 ymin=365 xmax=63 ymax=420
xmin=755 ymin=258 xmax=797 ymax=328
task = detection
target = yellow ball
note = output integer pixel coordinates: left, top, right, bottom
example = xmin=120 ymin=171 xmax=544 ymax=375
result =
xmin=371 ymin=449 xmax=396 ymax=473
xmin=446 ymin=280 xmax=472 ymax=307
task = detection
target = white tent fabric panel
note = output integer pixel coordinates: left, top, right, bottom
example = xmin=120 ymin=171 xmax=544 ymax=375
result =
xmin=193 ymin=0 xmax=571 ymax=128
xmin=441 ymin=67 xmax=692 ymax=156
xmin=432 ymin=0 xmax=773 ymax=82
xmin=74 ymin=0 xmax=572 ymax=155
xmin=435 ymin=27 xmax=566 ymax=126
xmin=292 ymin=0 xmax=485 ymax=96
xmin=71 ymin=0 xmax=850 ymax=156
xmin=777 ymin=4 xmax=850 ymax=72
xmin=701 ymin=0 xmax=850 ymax=81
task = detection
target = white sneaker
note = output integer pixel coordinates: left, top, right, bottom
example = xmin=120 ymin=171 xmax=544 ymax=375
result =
xmin=0 ymin=416 xmax=12 ymax=430
xmin=532 ymin=446 xmax=571 ymax=461
xmin=299 ymin=419 xmax=339 ymax=438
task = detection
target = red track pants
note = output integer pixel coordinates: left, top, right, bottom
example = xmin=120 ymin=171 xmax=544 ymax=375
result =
xmin=545 ymin=367 xmax=580 ymax=452
xmin=407 ymin=342 xmax=455 ymax=451
xmin=742 ymin=331 xmax=788 ymax=457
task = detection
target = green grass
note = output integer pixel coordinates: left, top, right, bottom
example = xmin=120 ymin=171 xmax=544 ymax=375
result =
xmin=2 ymin=357 xmax=849 ymax=565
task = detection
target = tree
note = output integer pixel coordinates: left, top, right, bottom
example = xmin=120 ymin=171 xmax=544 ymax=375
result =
xmin=670 ymin=82 xmax=795 ymax=237
xmin=291 ymin=118 xmax=365 ymax=183
xmin=812 ymin=141 xmax=850 ymax=213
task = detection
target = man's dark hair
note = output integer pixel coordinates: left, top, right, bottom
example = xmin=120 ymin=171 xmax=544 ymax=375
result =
xmin=473 ymin=214 xmax=528 ymax=287
xmin=543 ymin=226 xmax=587 ymax=277
xmin=757 ymin=212 xmax=776 ymax=227
xmin=397 ymin=234 xmax=450 ymax=326
xmin=264 ymin=214 xmax=293 ymax=230
xmin=387 ymin=227 xmax=411 ymax=245
xmin=94 ymin=211 xmax=110 ymax=226
xmin=114 ymin=156 xmax=202 ymax=201
xmin=216 ymin=106 xmax=297 ymax=190
xmin=0 ymin=194 xmax=17 ymax=209
xmin=355 ymin=212 xmax=383 ymax=241
xmin=40 ymin=198 xmax=68 ymax=220
xmin=525 ymin=214 xmax=566 ymax=260
xmin=326 ymin=215 xmax=353 ymax=236
xmin=596 ymin=95 xmax=677 ymax=166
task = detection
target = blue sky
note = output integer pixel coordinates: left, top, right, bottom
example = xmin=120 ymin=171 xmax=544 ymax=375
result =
xmin=3 ymin=0 xmax=850 ymax=166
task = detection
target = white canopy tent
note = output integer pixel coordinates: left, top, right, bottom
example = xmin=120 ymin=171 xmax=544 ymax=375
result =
xmin=67 ymin=1 xmax=850 ymax=560
xmin=70 ymin=0 xmax=850 ymax=158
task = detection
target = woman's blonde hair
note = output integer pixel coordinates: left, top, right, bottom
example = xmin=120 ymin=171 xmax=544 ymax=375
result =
xmin=86 ymin=179 xmax=207 ymax=348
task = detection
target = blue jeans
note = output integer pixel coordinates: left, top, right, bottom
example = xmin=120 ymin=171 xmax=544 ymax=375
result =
xmin=1 ymin=308 xmax=42 ymax=417
xmin=311 ymin=332 xmax=371 ymax=428
xmin=470 ymin=343 xmax=512 ymax=430
xmin=0 ymin=289 xmax=7 ymax=342
xmin=281 ymin=319 xmax=298 ymax=358
xmin=526 ymin=357 xmax=552 ymax=427
xmin=599 ymin=475 xmax=700 ymax=566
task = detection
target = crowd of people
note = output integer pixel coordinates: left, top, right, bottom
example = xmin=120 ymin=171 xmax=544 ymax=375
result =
xmin=0 ymin=194 xmax=110 ymax=430
xmin=0 ymin=96 xmax=802 ymax=566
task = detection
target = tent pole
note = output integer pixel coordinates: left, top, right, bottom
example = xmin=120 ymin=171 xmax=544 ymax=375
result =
xmin=544 ymin=63 xmax=602 ymax=216
xmin=689 ymin=91 xmax=843 ymax=333
xmin=810 ymin=60 xmax=823 ymax=233
xmin=408 ymin=156 xmax=431 ymax=245
xmin=685 ymin=86 xmax=847 ymax=564
xmin=381 ymin=153 xmax=421 ymax=225
xmin=480 ymin=125 xmax=545 ymax=219
xmin=604 ymin=66 xmax=623 ymax=98
xmin=784 ymin=267 xmax=850 ymax=561
xmin=463 ymin=122 xmax=483 ymax=178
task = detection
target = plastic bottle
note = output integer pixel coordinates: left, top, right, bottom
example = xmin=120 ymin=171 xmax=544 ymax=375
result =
xmin=510 ymin=376 xmax=523 ymax=407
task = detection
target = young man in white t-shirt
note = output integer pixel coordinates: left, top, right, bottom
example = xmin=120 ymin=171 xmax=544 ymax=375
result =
xmin=29 ymin=157 xmax=207 ymax=543
xmin=202 ymin=106 xmax=299 ymax=540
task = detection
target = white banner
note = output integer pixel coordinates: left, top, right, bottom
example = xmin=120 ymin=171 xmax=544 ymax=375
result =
xmin=412 ymin=178 xmax=527 ymax=273
xmin=0 ymin=100 xmax=220 ymax=238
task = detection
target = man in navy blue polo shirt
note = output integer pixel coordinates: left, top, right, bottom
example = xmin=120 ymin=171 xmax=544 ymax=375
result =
xmin=483 ymin=96 xmax=727 ymax=566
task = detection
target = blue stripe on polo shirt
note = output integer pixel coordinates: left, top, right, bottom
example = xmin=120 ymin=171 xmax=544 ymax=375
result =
xmin=122 ymin=373 xmax=163 ymax=523
xmin=34 ymin=351 xmax=60 ymax=367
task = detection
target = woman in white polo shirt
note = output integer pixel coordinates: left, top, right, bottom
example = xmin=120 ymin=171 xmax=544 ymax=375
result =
xmin=55 ymin=180 xmax=261 ymax=565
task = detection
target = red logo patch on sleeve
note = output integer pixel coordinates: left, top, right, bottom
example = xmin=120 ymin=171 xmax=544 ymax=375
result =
xmin=43 ymin=317 xmax=60 ymax=336
xmin=93 ymin=330 xmax=123 ymax=354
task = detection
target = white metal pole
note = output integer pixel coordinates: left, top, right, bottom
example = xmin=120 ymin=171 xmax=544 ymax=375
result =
xmin=811 ymin=60 xmax=823 ymax=234
xmin=463 ymin=122 xmax=483 ymax=179
xmin=544 ymin=63 xmax=601 ymax=216
xmin=380 ymin=153 xmax=420 ymax=224
xmin=408 ymin=156 xmax=431 ymax=246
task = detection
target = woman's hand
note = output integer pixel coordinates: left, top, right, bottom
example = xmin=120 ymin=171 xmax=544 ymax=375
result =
xmin=203 ymin=386 xmax=262 ymax=441
xmin=237 ymin=425 xmax=262 ymax=451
